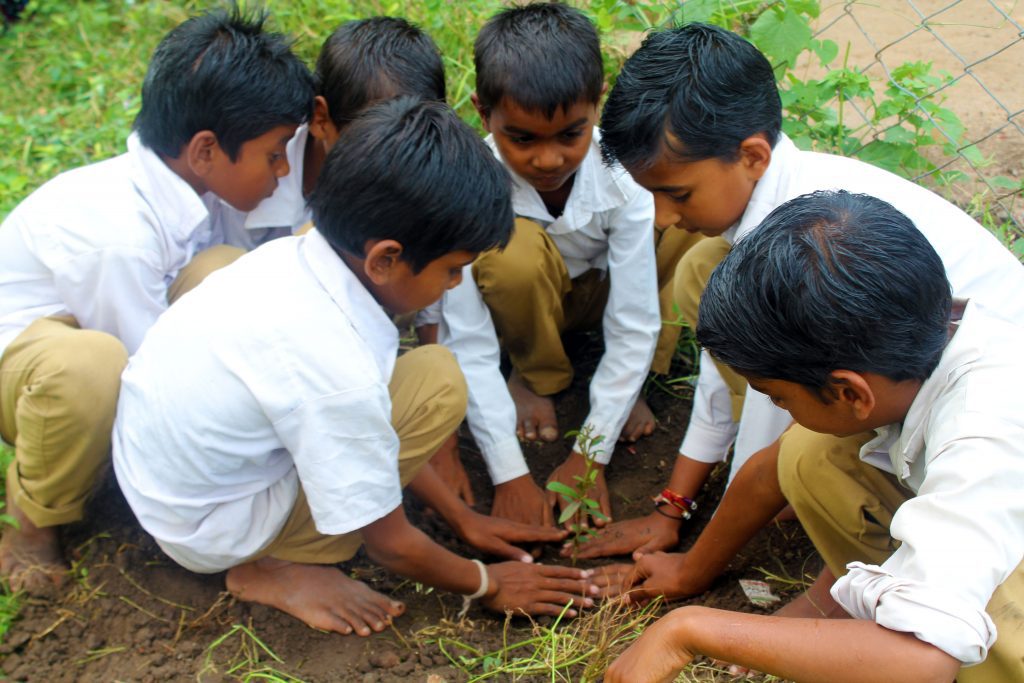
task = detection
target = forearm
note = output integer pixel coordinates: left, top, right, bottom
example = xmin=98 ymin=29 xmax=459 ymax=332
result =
xmin=362 ymin=506 xmax=484 ymax=596
xmin=667 ymin=606 xmax=960 ymax=683
xmin=665 ymin=454 xmax=716 ymax=500
xmin=407 ymin=462 xmax=472 ymax=530
xmin=679 ymin=440 xmax=786 ymax=590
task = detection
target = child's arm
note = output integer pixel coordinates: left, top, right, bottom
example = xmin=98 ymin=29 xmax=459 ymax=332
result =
xmin=436 ymin=269 xmax=552 ymax=527
xmin=593 ymin=439 xmax=785 ymax=600
xmin=605 ymin=606 xmax=959 ymax=683
xmin=547 ymin=186 xmax=661 ymax=524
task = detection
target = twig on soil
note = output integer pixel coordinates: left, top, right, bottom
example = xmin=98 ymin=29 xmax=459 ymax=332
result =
xmin=114 ymin=566 xmax=196 ymax=611
xmin=76 ymin=645 xmax=128 ymax=665
xmin=118 ymin=595 xmax=172 ymax=623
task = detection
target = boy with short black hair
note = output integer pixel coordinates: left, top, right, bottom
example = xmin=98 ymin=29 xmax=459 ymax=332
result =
xmin=427 ymin=1 xmax=694 ymax=528
xmin=606 ymin=190 xmax=1024 ymax=683
xmin=112 ymin=98 xmax=594 ymax=637
xmin=236 ymin=15 xmax=446 ymax=247
xmin=580 ymin=22 xmax=1024 ymax=560
xmin=0 ymin=6 xmax=314 ymax=593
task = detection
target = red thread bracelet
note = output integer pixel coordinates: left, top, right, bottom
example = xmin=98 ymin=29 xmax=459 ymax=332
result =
xmin=652 ymin=488 xmax=697 ymax=520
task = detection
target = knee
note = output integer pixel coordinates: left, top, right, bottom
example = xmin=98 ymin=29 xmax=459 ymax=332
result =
xmin=472 ymin=219 xmax=551 ymax=297
xmin=777 ymin=427 xmax=831 ymax=507
xmin=48 ymin=331 xmax=128 ymax=417
xmin=414 ymin=346 xmax=468 ymax=417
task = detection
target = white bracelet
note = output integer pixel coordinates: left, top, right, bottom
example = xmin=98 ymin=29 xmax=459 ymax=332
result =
xmin=458 ymin=559 xmax=489 ymax=619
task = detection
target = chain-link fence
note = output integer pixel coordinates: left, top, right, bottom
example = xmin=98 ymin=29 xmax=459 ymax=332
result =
xmin=810 ymin=0 xmax=1023 ymax=243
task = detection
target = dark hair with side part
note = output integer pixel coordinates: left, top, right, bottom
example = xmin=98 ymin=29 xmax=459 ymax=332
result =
xmin=696 ymin=190 xmax=952 ymax=400
xmin=474 ymin=2 xmax=603 ymax=118
xmin=134 ymin=5 xmax=314 ymax=160
xmin=315 ymin=16 xmax=445 ymax=129
xmin=309 ymin=97 xmax=514 ymax=273
xmin=600 ymin=23 xmax=781 ymax=171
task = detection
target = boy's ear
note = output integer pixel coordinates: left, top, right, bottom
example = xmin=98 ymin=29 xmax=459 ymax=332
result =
xmin=471 ymin=93 xmax=491 ymax=132
xmin=829 ymin=370 xmax=875 ymax=421
xmin=185 ymin=130 xmax=221 ymax=177
xmin=362 ymin=239 xmax=405 ymax=285
xmin=737 ymin=134 xmax=773 ymax=182
xmin=309 ymin=96 xmax=341 ymax=150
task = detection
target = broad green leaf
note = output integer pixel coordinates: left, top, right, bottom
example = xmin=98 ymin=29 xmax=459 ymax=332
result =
xmin=546 ymin=481 xmax=577 ymax=498
xmin=558 ymin=500 xmax=582 ymax=525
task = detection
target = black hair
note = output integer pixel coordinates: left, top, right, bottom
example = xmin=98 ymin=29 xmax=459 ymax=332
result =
xmin=601 ymin=23 xmax=781 ymax=170
xmin=134 ymin=5 xmax=314 ymax=160
xmin=696 ymin=190 xmax=952 ymax=400
xmin=309 ymin=97 xmax=513 ymax=273
xmin=474 ymin=2 xmax=603 ymax=118
xmin=315 ymin=16 xmax=445 ymax=129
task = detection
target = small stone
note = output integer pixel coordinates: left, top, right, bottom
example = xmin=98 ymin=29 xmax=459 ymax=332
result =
xmin=419 ymin=653 xmax=433 ymax=667
xmin=368 ymin=650 xmax=400 ymax=669
xmin=356 ymin=659 xmax=372 ymax=673
xmin=433 ymin=654 xmax=448 ymax=667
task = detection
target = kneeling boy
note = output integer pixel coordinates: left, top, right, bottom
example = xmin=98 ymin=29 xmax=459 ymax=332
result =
xmin=607 ymin=190 xmax=1024 ymax=683
xmin=0 ymin=7 xmax=313 ymax=593
xmin=112 ymin=99 xmax=593 ymax=636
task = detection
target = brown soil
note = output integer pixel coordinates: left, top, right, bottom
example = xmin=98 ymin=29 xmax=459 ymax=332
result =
xmin=0 ymin=334 xmax=818 ymax=683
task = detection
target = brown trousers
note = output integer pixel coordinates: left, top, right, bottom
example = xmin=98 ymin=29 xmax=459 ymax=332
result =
xmin=778 ymin=425 xmax=1024 ymax=682
xmin=0 ymin=245 xmax=245 ymax=528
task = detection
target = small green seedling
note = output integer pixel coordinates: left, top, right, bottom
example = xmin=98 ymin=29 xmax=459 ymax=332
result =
xmin=546 ymin=425 xmax=608 ymax=565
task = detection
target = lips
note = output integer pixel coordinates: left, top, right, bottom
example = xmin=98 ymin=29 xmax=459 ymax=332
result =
xmin=531 ymin=174 xmax=566 ymax=190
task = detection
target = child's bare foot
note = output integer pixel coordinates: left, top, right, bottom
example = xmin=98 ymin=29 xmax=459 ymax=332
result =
xmin=0 ymin=496 xmax=67 ymax=597
xmin=226 ymin=558 xmax=405 ymax=636
xmin=620 ymin=394 xmax=656 ymax=442
xmin=508 ymin=371 xmax=558 ymax=442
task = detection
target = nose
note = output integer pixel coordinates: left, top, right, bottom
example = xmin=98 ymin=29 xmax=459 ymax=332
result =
xmin=653 ymin=195 xmax=681 ymax=230
xmin=531 ymin=145 xmax=563 ymax=173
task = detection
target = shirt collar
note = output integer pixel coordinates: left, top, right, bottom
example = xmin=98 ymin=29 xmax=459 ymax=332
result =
xmin=723 ymin=133 xmax=799 ymax=245
xmin=300 ymin=228 xmax=399 ymax=380
xmin=245 ymin=124 xmax=310 ymax=230
xmin=485 ymin=129 xmax=629 ymax=232
xmin=127 ymin=131 xmax=212 ymax=247
xmin=862 ymin=300 xmax=984 ymax=483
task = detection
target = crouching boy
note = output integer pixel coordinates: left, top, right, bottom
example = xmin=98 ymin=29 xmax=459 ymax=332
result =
xmin=606 ymin=190 xmax=1024 ymax=682
xmin=0 ymin=6 xmax=313 ymax=594
xmin=112 ymin=98 xmax=594 ymax=637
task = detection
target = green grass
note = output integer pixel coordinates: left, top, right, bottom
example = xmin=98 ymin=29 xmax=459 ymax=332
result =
xmin=0 ymin=442 xmax=17 ymax=643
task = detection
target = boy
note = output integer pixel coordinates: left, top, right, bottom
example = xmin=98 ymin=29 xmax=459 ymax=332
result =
xmin=235 ymin=16 xmax=446 ymax=248
xmin=425 ymin=2 xmax=691 ymax=528
xmin=579 ymin=22 xmax=1024 ymax=560
xmin=0 ymin=7 xmax=313 ymax=593
xmin=112 ymin=99 xmax=594 ymax=637
xmin=606 ymin=190 xmax=1024 ymax=683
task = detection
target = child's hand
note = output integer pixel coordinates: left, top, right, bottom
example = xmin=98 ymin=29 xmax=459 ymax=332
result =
xmin=562 ymin=512 xmax=680 ymax=560
xmin=454 ymin=509 xmax=568 ymax=563
xmin=605 ymin=608 xmax=696 ymax=683
xmin=481 ymin=562 xmax=595 ymax=617
xmin=491 ymin=475 xmax=554 ymax=528
xmin=545 ymin=452 xmax=611 ymax=528
xmin=622 ymin=551 xmax=711 ymax=604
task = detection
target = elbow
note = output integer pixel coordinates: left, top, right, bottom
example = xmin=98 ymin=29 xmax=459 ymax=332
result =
xmin=913 ymin=645 xmax=961 ymax=683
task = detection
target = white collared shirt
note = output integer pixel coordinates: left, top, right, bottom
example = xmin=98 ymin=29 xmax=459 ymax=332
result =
xmin=435 ymin=131 xmax=659 ymax=483
xmin=682 ymin=134 xmax=1024 ymax=476
xmin=832 ymin=302 xmax=1024 ymax=665
xmin=0 ymin=132 xmax=245 ymax=356
xmin=112 ymin=229 xmax=402 ymax=573
xmin=221 ymin=124 xmax=313 ymax=250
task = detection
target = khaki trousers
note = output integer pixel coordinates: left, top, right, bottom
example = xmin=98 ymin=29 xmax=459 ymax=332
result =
xmin=778 ymin=425 xmax=1024 ymax=682
xmin=472 ymin=218 xmax=700 ymax=394
xmin=672 ymin=236 xmax=747 ymax=420
xmin=0 ymin=245 xmax=244 ymax=528
xmin=651 ymin=226 xmax=704 ymax=375
xmin=256 ymin=345 xmax=467 ymax=564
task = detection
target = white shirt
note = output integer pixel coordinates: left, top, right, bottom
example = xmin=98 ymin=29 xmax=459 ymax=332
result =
xmin=112 ymin=229 xmax=403 ymax=573
xmin=832 ymin=302 xmax=1024 ymax=665
xmin=221 ymin=124 xmax=313 ymax=250
xmin=682 ymin=134 xmax=1024 ymax=479
xmin=0 ymin=132 xmax=245 ymax=356
xmin=436 ymin=131 xmax=660 ymax=483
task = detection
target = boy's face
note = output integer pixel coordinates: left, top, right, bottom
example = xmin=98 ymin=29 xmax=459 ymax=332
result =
xmin=627 ymin=133 xmax=770 ymax=235
xmin=743 ymin=375 xmax=868 ymax=437
xmin=206 ymin=124 xmax=297 ymax=212
xmin=373 ymin=250 xmax=478 ymax=317
xmin=480 ymin=98 xmax=598 ymax=195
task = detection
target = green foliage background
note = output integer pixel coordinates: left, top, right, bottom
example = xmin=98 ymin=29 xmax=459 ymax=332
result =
xmin=2 ymin=0 xmax=1020 ymax=260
